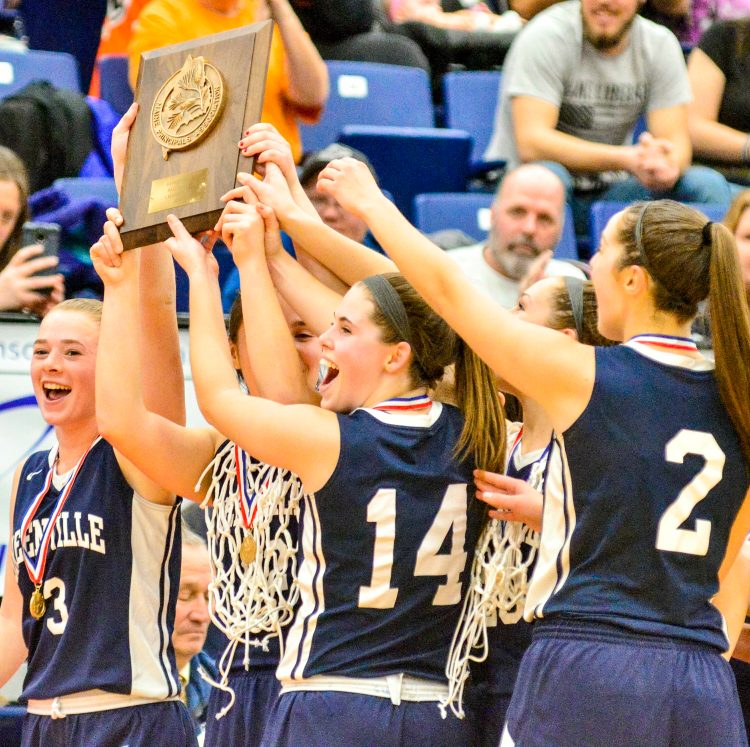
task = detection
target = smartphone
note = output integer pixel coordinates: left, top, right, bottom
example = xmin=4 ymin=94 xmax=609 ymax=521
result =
xmin=21 ymin=221 xmax=61 ymax=288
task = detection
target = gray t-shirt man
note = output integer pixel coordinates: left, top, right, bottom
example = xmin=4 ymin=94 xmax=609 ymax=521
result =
xmin=485 ymin=0 xmax=691 ymax=191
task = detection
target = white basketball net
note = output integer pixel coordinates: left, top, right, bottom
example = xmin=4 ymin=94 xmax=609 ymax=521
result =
xmin=197 ymin=441 xmax=303 ymax=719
xmin=441 ymin=426 xmax=544 ymax=719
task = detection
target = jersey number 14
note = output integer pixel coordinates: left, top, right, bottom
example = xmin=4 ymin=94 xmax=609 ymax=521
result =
xmin=358 ymin=484 xmax=468 ymax=609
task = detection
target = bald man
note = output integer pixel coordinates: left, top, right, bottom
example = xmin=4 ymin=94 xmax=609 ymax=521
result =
xmin=448 ymin=164 xmax=585 ymax=308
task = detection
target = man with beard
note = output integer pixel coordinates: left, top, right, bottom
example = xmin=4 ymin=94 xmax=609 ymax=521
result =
xmin=485 ymin=0 xmax=731 ymax=235
xmin=448 ymin=164 xmax=585 ymax=308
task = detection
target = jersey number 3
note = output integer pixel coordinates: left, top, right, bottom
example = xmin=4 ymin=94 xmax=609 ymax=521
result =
xmin=358 ymin=484 xmax=468 ymax=609
xmin=656 ymin=429 xmax=725 ymax=557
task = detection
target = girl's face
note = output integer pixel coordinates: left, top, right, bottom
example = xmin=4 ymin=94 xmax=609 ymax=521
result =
xmin=590 ymin=211 xmax=628 ymax=341
xmin=30 ymin=310 xmax=99 ymax=429
xmin=0 ymin=178 xmax=21 ymax=250
xmin=230 ymin=310 xmax=321 ymax=398
xmin=512 ymin=277 xmax=562 ymax=328
xmin=734 ymin=207 xmax=750 ymax=288
xmin=316 ymin=283 xmax=398 ymax=413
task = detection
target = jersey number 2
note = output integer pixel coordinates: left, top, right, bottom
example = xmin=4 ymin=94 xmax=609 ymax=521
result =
xmin=656 ymin=429 xmax=725 ymax=557
xmin=358 ymin=484 xmax=468 ymax=609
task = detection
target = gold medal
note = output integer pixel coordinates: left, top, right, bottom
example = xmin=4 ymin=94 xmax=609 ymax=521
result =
xmin=29 ymin=586 xmax=46 ymax=620
xmin=239 ymin=534 xmax=257 ymax=565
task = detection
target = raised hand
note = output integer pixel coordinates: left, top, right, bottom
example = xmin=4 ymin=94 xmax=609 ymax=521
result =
xmin=317 ymin=157 xmax=385 ymax=219
xmin=218 ymin=199 xmax=265 ymax=264
xmin=90 ymin=218 xmax=136 ymax=287
xmin=239 ymin=122 xmax=297 ymax=183
xmin=474 ymin=469 xmax=543 ymax=532
xmin=163 ymin=214 xmax=219 ymax=279
xmin=111 ymin=103 xmax=138 ymax=195
xmin=236 ymin=163 xmax=301 ymax=226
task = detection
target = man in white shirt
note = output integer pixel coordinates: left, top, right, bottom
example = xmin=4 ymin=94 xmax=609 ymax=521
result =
xmin=449 ymin=163 xmax=586 ymax=308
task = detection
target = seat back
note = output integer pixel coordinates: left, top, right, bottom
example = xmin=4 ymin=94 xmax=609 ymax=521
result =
xmin=442 ymin=71 xmax=502 ymax=169
xmin=301 ymin=61 xmax=434 ymax=153
xmin=339 ymin=125 xmax=471 ymax=220
xmin=98 ymin=55 xmax=133 ymax=116
xmin=0 ymin=48 xmax=79 ymax=98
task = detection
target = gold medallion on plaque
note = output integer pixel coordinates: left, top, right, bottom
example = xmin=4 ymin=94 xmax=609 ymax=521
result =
xmin=151 ymin=55 xmax=226 ymax=160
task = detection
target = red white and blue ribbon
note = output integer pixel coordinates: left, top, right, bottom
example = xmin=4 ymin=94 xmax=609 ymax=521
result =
xmin=627 ymin=334 xmax=698 ymax=353
xmin=234 ymin=444 xmax=257 ymax=530
xmin=371 ymin=394 xmax=432 ymax=412
xmin=20 ymin=438 xmax=99 ymax=588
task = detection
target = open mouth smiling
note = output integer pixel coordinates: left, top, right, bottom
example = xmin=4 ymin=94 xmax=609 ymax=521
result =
xmin=316 ymin=359 xmax=340 ymax=392
xmin=43 ymin=383 xmax=72 ymax=401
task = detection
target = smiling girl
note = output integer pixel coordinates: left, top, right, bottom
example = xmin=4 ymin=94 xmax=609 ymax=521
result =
xmin=163 ymin=205 xmax=504 ymax=746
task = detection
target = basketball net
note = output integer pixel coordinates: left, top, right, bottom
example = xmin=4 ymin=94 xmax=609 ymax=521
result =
xmin=197 ymin=440 xmax=303 ymax=719
xmin=441 ymin=424 xmax=541 ymax=719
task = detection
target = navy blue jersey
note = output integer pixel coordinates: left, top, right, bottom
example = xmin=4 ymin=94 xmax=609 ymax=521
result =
xmin=525 ymin=339 xmax=750 ymax=650
xmin=12 ymin=439 xmax=181 ymax=700
xmin=277 ymin=403 xmax=483 ymax=683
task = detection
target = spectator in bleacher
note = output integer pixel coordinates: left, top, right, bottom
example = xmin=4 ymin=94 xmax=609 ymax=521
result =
xmin=448 ymin=163 xmax=586 ymax=308
xmin=289 ymin=0 xmax=430 ymax=73
xmin=387 ymin=0 xmax=523 ymax=32
xmin=128 ymin=0 xmax=328 ymax=163
xmin=0 ymin=146 xmax=63 ymax=315
xmin=485 ymin=0 xmax=732 ymax=235
xmin=687 ymin=18 xmax=750 ymax=188
xmin=640 ymin=0 xmax=750 ymax=46
xmin=174 ymin=526 xmax=216 ymax=742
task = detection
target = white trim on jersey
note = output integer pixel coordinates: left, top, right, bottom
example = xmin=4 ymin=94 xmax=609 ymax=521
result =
xmin=523 ymin=435 xmax=577 ymax=620
xmin=625 ymin=338 xmax=714 ymax=372
xmin=355 ymin=401 xmax=444 ymax=428
xmin=276 ymin=492 xmax=326 ymax=684
xmin=128 ymin=492 xmax=179 ymax=698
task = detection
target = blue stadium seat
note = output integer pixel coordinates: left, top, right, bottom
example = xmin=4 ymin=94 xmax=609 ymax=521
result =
xmin=339 ymin=125 xmax=471 ymax=220
xmin=442 ymin=71 xmax=504 ymax=174
xmin=414 ymin=191 xmax=579 ymax=259
xmin=98 ymin=55 xmax=134 ymax=116
xmin=0 ymin=48 xmax=79 ymax=98
xmin=588 ymin=200 xmax=727 ymax=254
xmin=300 ymin=61 xmax=434 ymax=153
xmin=53 ymin=177 xmax=119 ymax=208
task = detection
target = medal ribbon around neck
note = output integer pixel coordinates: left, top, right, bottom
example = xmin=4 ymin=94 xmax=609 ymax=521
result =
xmin=20 ymin=438 xmax=100 ymax=590
xmin=371 ymin=394 xmax=432 ymax=412
xmin=628 ymin=334 xmax=698 ymax=353
xmin=234 ymin=444 xmax=258 ymax=530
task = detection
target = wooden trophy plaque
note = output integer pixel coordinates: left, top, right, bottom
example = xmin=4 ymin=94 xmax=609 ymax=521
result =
xmin=119 ymin=21 xmax=272 ymax=249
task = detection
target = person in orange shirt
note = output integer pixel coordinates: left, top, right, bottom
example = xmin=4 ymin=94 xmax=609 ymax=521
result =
xmin=128 ymin=0 xmax=328 ymax=162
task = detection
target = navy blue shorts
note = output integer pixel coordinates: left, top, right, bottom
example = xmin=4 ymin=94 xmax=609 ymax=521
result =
xmin=204 ymin=667 xmax=280 ymax=747
xmin=261 ymin=690 xmax=475 ymax=747
xmin=502 ymin=619 xmax=748 ymax=747
xmin=22 ymin=701 xmax=196 ymax=747
xmin=465 ymin=685 xmax=511 ymax=747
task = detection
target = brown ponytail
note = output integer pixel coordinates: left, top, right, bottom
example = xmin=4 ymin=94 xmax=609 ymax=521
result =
xmin=706 ymin=222 xmax=750 ymax=464
xmin=452 ymin=337 xmax=505 ymax=473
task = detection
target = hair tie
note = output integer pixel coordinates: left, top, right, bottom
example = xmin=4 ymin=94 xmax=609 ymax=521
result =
xmin=564 ymin=276 xmax=585 ymax=341
xmin=362 ymin=274 xmax=412 ymax=345
xmin=702 ymin=221 xmax=713 ymax=246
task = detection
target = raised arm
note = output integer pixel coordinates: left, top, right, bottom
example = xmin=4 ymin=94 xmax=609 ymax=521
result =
xmin=263 ymin=0 xmax=329 ymax=111
xmin=164 ymin=214 xmax=340 ymax=493
xmin=92 ymin=223 xmax=219 ymax=503
xmin=317 ymin=158 xmax=595 ymax=431
xmin=0 ymin=466 xmax=29 ymax=688
xmin=238 ymin=167 xmax=396 ymax=283
xmin=217 ymin=190 xmax=319 ymax=404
